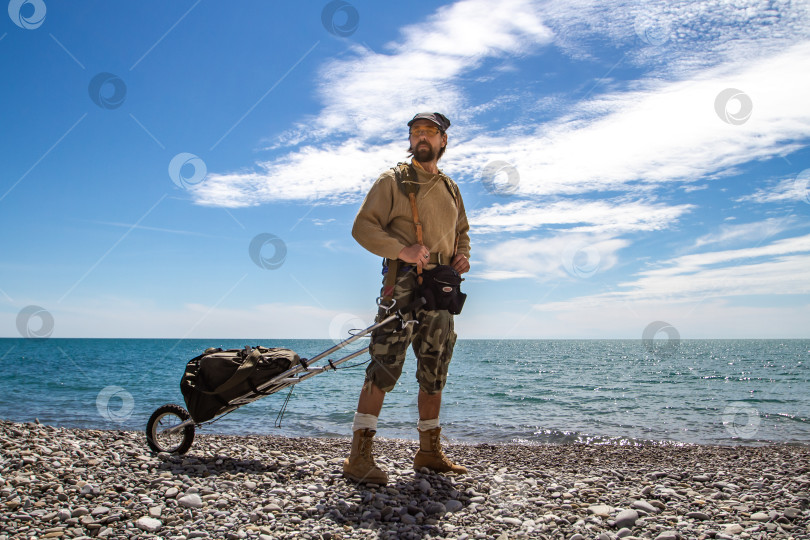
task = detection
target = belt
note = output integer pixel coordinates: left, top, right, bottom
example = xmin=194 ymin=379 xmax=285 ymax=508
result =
xmin=385 ymin=252 xmax=445 ymax=268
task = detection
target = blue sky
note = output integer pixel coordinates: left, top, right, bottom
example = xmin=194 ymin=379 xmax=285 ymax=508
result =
xmin=1 ymin=0 xmax=809 ymax=339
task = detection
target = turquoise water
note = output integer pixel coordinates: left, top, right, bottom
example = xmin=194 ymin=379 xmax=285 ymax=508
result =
xmin=0 ymin=338 xmax=808 ymax=445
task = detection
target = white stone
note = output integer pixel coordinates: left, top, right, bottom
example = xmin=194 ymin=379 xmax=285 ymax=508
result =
xmin=588 ymin=504 xmax=614 ymax=517
xmin=136 ymin=516 xmax=162 ymax=533
xmin=178 ymin=494 xmax=204 ymax=509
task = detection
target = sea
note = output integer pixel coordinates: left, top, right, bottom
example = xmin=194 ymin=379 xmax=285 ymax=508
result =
xmin=0 ymin=338 xmax=808 ymax=446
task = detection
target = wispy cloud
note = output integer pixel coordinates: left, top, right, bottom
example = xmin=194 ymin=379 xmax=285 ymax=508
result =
xmin=470 ymin=198 xmax=693 ymax=234
xmin=192 ymin=0 xmax=810 ymax=214
xmin=694 ymin=217 xmax=793 ymax=249
xmin=81 ymin=220 xmax=239 ymax=240
xmin=192 ymin=0 xmax=553 ymax=208
xmin=191 ymin=141 xmax=405 ymax=207
xmin=535 ymin=233 xmax=810 ymax=309
xmin=307 ymin=0 xmax=553 ymax=141
xmin=537 ymin=0 xmax=810 ymax=73
xmin=450 ymin=40 xmax=810 ymax=198
xmin=477 ymin=233 xmax=630 ymax=281
xmin=736 ymin=173 xmax=810 ymax=205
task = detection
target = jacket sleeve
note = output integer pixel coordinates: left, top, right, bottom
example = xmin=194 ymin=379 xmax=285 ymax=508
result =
xmin=455 ymin=185 xmax=471 ymax=260
xmin=352 ymin=173 xmax=408 ymax=260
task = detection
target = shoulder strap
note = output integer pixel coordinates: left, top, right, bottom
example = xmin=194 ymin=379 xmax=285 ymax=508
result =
xmin=390 ymin=162 xmax=425 ymax=284
xmin=381 ymin=164 xmax=419 ymax=306
xmin=390 ymin=163 xmax=462 ymax=284
xmin=393 ymin=162 xmax=419 ymax=196
xmin=441 ymin=175 xmax=460 ymax=208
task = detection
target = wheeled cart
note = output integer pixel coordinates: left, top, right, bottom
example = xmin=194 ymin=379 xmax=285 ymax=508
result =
xmin=145 ymin=298 xmax=422 ymax=454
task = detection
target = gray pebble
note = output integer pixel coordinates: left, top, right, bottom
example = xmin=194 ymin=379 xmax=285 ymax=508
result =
xmin=72 ymin=507 xmax=89 ymax=517
xmin=424 ymin=501 xmax=445 ymax=515
xmin=3 ymin=418 xmax=809 ymax=540
xmin=784 ymin=507 xmax=800 ymax=518
xmin=91 ymin=506 xmax=109 ymax=517
xmin=686 ymin=511 xmax=710 ymax=520
xmin=613 ymin=509 xmax=638 ymax=529
xmin=631 ymin=500 xmax=658 ymax=514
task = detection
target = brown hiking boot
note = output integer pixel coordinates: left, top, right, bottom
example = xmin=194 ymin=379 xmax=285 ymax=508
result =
xmin=413 ymin=427 xmax=467 ymax=474
xmin=343 ymin=429 xmax=388 ymax=485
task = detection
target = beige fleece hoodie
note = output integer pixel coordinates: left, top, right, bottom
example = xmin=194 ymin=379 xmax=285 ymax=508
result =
xmin=352 ymin=162 xmax=471 ymax=268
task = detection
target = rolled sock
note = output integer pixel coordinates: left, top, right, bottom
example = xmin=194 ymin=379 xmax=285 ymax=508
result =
xmin=417 ymin=418 xmax=440 ymax=432
xmin=352 ymin=412 xmax=378 ymax=432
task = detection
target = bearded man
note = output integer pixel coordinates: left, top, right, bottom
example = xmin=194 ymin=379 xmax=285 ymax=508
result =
xmin=344 ymin=112 xmax=471 ymax=485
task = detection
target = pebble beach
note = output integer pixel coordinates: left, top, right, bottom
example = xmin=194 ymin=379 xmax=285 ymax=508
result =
xmin=1 ymin=420 xmax=809 ymax=540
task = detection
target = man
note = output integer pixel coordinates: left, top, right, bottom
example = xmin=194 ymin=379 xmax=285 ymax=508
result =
xmin=344 ymin=112 xmax=471 ymax=485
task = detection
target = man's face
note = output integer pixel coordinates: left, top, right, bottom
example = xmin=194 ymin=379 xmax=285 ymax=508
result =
xmin=409 ymin=120 xmax=446 ymax=162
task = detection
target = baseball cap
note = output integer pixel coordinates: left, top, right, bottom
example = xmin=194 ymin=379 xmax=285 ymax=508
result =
xmin=407 ymin=112 xmax=451 ymax=132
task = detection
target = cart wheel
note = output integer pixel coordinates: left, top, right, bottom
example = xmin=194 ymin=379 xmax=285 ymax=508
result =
xmin=146 ymin=404 xmax=195 ymax=454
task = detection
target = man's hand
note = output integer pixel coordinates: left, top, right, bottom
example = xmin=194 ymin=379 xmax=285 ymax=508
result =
xmin=398 ymin=244 xmax=430 ymax=269
xmin=451 ymin=253 xmax=470 ymax=274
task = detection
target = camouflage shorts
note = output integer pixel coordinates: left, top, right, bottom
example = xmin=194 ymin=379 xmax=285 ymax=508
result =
xmin=365 ymin=266 xmax=457 ymax=394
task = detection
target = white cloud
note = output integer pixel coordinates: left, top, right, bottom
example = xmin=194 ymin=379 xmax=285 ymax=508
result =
xmin=534 ymin=233 xmax=810 ymax=310
xmin=536 ymin=0 xmax=810 ymax=74
xmin=191 ymin=141 xmax=405 ymax=207
xmin=191 ymin=0 xmax=553 ymax=208
xmin=469 ymin=198 xmax=693 ymax=234
xmin=736 ymin=171 xmax=810 ymax=204
xmin=448 ymin=40 xmax=810 ymax=198
xmin=309 ymin=0 xmax=553 ymax=141
xmin=192 ymin=2 xmax=810 ymax=211
xmin=694 ymin=217 xmax=793 ymax=248
xmin=476 ymin=234 xmax=630 ymax=281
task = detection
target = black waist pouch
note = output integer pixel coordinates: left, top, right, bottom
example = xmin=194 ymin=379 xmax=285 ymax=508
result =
xmin=419 ymin=265 xmax=467 ymax=315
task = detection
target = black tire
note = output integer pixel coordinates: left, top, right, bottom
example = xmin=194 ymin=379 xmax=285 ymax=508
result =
xmin=146 ymin=404 xmax=195 ymax=454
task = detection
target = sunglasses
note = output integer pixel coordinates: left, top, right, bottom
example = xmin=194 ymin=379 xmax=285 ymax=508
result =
xmin=409 ymin=125 xmax=440 ymax=137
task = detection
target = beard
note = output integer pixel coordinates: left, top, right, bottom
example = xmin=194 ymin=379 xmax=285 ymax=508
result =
xmin=413 ymin=142 xmax=438 ymax=163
